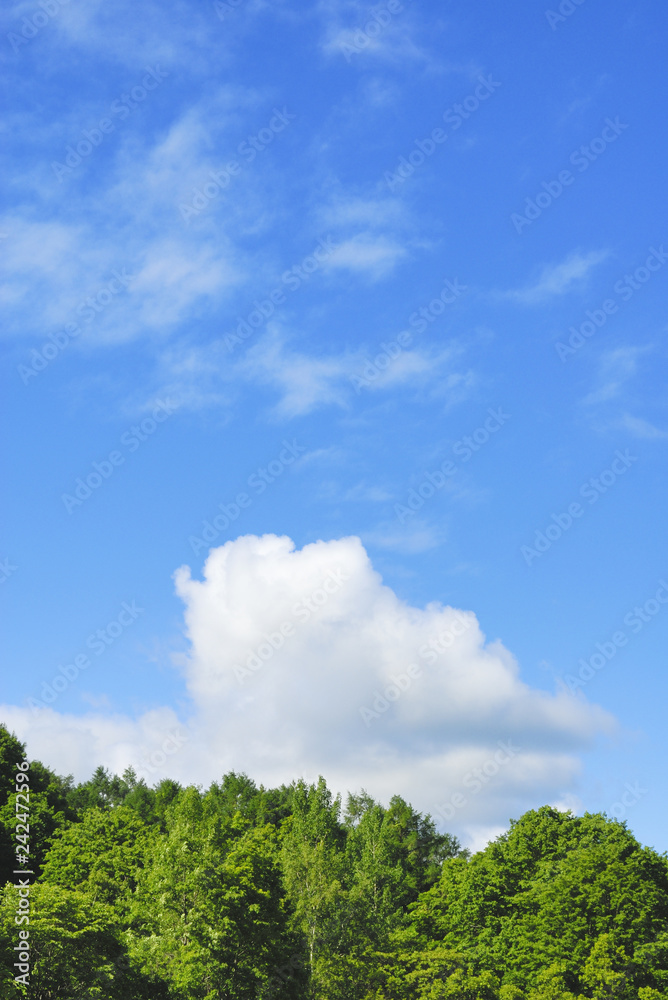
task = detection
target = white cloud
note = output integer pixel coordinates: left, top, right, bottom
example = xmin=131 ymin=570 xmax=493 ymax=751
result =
xmin=0 ymin=704 xmax=187 ymax=786
xmin=582 ymin=346 xmax=646 ymax=406
xmin=2 ymin=534 xmax=614 ymax=845
xmin=344 ymin=481 xmax=393 ymax=503
xmin=619 ymin=413 xmax=668 ymax=440
xmin=323 ymin=26 xmax=425 ymax=64
xmin=324 ymin=233 xmax=407 ymax=278
xmin=130 ymin=240 xmax=242 ymax=332
xmin=505 ymin=250 xmax=609 ymax=305
xmin=0 ymin=214 xmax=243 ymax=345
xmin=4 ymin=0 xmax=232 ymax=72
xmin=362 ymin=519 xmax=446 ymax=553
xmin=0 ymin=86 xmax=278 ymax=345
xmin=319 ymin=0 xmax=432 ymax=67
xmin=366 ymin=347 xmax=458 ymax=388
xmin=228 ymin=331 xmax=471 ymax=418
xmin=309 ymin=190 xmax=414 ymax=282
xmin=239 ymin=331 xmax=353 ymax=417
xmin=317 ymin=193 xmax=407 ymax=231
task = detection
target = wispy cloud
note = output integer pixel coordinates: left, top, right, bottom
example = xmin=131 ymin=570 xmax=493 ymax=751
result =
xmin=317 ymin=193 xmax=407 ymax=231
xmin=231 ymin=330 xmax=472 ymax=418
xmin=344 ymin=481 xmax=393 ymax=503
xmin=504 ymin=250 xmax=609 ymax=305
xmin=319 ymin=0 xmax=433 ymax=67
xmin=4 ymin=0 xmax=232 ymax=72
xmin=580 ymin=347 xmax=668 ymax=441
xmin=582 ymin=346 xmax=645 ymax=406
xmin=140 ymin=325 xmax=472 ymax=420
xmin=618 ymin=414 xmax=668 ymax=440
xmin=312 ymin=190 xmax=415 ymax=280
xmin=324 ymin=233 xmax=408 ymax=279
xmin=240 ymin=331 xmax=354 ymax=417
xmin=322 ymin=25 xmax=428 ymax=65
xmin=0 ymin=86 xmax=287 ymax=346
xmin=362 ymin=519 xmax=446 ymax=553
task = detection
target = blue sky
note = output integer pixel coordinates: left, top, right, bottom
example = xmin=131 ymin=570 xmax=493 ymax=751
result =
xmin=1 ymin=0 xmax=667 ymax=851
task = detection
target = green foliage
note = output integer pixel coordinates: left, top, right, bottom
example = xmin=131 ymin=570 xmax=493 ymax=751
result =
xmin=204 ymin=771 xmax=294 ymax=829
xmin=411 ymin=806 xmax=668 ymax=998
xmin=131 ymin=786 xmax=302 ymax=998
xmin=280 ymin=777 xmax=347 ymax=996
xmin=66 ymin=763 xmax=134 ymax=812
xmin=40 ymin=804 xmax=152 ymax=919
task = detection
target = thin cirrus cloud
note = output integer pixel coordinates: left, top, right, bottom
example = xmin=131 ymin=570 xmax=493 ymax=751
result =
xmin=323 ymin=233 xmax=409 ymax=279
xmin=361 ymin=519 xmax=447 ymax=554
xmin=231 ymin=329 xmax=471 ymax=419
xmin=239 ymin=332 xmax=355 ymax=418
xmin=2 ymin=534 xmax=615 ymax=846
xmin=318 ymin=0 xmax=432 ymax=67
xmin=322 ymin=26 xmax=427 ymax=66
xmin=618 ymin=414 xmax=668 ymax=440
xmin=316 ymin=192 xmax=408 ymax=232
xmin=503 ymin=250 xmax=609 ymax=305
xmin=313 ymin=192 xmax=415 ymax=280
xmin=581 ymin=346 xmax=647 ymax=407
xmin=0 ymin=215 xmax=243 ymax=346
xmin=0 ymin=88 xmax=285 ymax=344
xmin=4 ymin=0 xmax=230 ymax=70
xmin=578 ymin=345 xmax=668 ymax=442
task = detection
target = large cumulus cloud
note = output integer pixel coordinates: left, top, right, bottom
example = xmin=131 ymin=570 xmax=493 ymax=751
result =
xmin=2 ymin=534 xmax=614 ymax=846
xmin=173 ymin=535 xmax=613 ymax=833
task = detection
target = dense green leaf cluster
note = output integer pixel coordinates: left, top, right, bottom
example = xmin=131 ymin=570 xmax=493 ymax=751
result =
xmin=0 ymin=723 xmax=666 ymax=999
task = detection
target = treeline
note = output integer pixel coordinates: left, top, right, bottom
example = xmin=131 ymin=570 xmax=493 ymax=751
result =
xmin=1 ymin=724 xmax=667 ymax=999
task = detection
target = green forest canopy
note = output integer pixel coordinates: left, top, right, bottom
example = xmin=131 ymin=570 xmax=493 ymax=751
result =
xmin=0 ymin=723 xmax=667 ymax=1000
